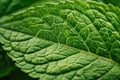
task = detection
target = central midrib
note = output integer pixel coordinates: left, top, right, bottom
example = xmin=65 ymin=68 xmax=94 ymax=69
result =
xmin=0 ymin=26 xmax=119 ymax=66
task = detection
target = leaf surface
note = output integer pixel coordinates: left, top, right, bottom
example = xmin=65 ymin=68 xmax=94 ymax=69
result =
xmin=0 ymin=0 xmax=74 ymax=17
xmin=0 ymin=1 xmax=120 ymax=80
xmin=91 ymin=0 xmax=120 ymax=7
xmin=0 ymin=0 xmax=70 ymax=78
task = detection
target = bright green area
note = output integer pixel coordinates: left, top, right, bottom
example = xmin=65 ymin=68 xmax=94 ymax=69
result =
xmin=0 ymin=0 xmax=120 ymax=80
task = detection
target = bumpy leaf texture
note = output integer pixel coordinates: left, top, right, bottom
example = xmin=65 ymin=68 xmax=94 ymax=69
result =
xmin=0 ymin=0 xmax=120 ymax=80
xmin=0 ymin=0 xmax=69 ymax=78
xmin=0 ymin=0 xmax=72 ymax=24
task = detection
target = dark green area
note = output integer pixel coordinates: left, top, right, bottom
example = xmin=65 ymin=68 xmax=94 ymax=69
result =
xmin=0 ymin=0 xmax=41 ymax=17
xmin=0 ymin=43 xmax=14 ymax=78
xmin=94 ymin=0 xmax=120 ymax=7
xmin=1 ymin=67 xmax=38 ymax=80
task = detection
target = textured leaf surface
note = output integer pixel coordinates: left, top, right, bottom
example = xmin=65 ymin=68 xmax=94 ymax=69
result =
xmin=0 ymin=1 xmax=120 ymax=80
xmin=0 ymin=0 xmax=70 ymax=23
xmin=0 ymin=0 xmax=71 ymax=79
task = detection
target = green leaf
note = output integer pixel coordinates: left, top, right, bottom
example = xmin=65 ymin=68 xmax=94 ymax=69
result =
xmin=0 ymin=0 xmax=73 ymax=17
xmin=0 ymin=0 xmax=69 ymax=78
xmin=104 ymin=0 xmax=120 ymax=8
xmin=0 ymin=1 xmax=120 ymax=80
xmin=0 ymin=44 xmax=14 ymax=78
xmin=0 ymin=0 xmax=39 ymax=17
xmin=88 ymin=0 xmax=120 ymax=7
xmin=0 ymin=0 xmax=70 ymax=23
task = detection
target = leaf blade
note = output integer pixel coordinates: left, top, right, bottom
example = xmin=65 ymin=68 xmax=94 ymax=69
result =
xmin=0 ymin=1 xmax=120 ymax=80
